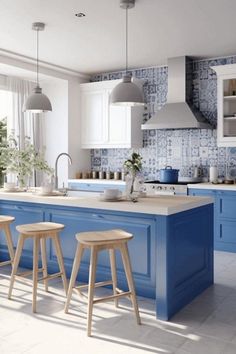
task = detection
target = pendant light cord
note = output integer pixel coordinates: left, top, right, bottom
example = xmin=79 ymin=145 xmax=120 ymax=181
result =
xmin=125 ymin=7 xmax=128 ymax=74
xmin=36 ymin=28 xmax=39 ymax=87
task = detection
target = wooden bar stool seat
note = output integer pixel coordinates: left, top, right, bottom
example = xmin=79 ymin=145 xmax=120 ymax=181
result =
xmin=0 ymin=216 xmax=15 ymax=268
xmin=8 ymin=222 xmax=68 ymax=313
xmin=65 ymin=229 xmax=141 ymax=336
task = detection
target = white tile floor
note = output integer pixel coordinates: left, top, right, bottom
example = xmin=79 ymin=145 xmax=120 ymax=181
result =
xmin=1 ymin=251 xmax=236 ymax=354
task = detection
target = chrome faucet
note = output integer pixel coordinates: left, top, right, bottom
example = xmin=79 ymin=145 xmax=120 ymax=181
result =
xmin=54 ymin=153 xmax=72 ymax=190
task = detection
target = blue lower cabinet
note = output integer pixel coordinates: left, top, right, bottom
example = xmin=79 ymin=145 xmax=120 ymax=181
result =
xmin=188 ymin=188 xmax=236 ymax=252
xmin=0 ymin=201 xmax=45 ymax=267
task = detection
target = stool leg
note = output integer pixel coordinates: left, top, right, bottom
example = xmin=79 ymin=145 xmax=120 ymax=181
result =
xmin=109 ymin=249 xmax=118 ymax=308
xmin=120 ymin=243 xmax=141 ymax=325
xmin=40 ymin=237 xmax=48 ymax=292
xmin=87 ymin=246 xmax=98 ymax=337
xmin=4 ymin=224 xmax=14 ymax=265
xmin=53 ymin=233 xmax=68 ymax=295
xmin=65 ymin=243 xmax=84 ymax=313
xmin=32 ymin=236 xmax=40 ymax=313
xmin=8 ymin=234 xmax=24 ymax=299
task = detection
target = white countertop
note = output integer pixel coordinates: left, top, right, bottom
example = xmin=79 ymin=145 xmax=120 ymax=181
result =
xmin=188 ymin=182 xmax=236 ymax=191
xmin=0 ymin=190 xmax=213 ymax=216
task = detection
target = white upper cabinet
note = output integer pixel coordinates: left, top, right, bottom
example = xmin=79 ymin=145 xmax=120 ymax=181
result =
xmin=80 ymin=79 xmax=143 ymax=149
xmin=212 ymin=64 xmax=236 ymax=147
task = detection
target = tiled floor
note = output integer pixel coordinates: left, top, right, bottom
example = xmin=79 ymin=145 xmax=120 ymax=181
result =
xmin=1 ymin=251 xmax=236 ymax=354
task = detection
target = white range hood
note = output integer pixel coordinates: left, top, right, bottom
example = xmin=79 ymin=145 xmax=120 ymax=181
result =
xmin=142 ymin=56 xmax=212 ymax=130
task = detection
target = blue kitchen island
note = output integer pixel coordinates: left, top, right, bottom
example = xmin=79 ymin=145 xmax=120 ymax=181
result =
xmin=0 ymin=191 xmax=213 ymax=320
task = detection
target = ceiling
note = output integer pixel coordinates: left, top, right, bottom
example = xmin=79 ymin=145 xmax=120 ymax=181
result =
xmin=1 ymin=0 xmax=236 ymax=75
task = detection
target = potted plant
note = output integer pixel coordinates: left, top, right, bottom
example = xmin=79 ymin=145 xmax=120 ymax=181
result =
xmin=0 ymin=135 xmax=53 ymax=189
xmin=123 ymin=152 xmax=142 ymax=197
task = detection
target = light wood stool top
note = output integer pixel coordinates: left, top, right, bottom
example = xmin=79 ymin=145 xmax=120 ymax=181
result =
xmin=0 ymin=215 xmax=15 ymax=224
xmin=16 ymin=222 xmax=64 ymax=235
xmin=66 ymin=228 xmax=140 ymax=336
xmin=76 ymin=229 xmax=133 ymax=245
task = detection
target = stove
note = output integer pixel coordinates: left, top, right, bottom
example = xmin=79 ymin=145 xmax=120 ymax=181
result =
xmin=143 ymin=180 xmax=200 ymax=196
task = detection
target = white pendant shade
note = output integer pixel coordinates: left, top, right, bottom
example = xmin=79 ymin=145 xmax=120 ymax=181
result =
xmin=24 ymin=86 xmax=52 ymax=113
xmin=110 ymin=75 xmax=144 ymax=106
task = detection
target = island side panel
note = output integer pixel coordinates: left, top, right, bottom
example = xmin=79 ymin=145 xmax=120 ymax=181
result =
xmin=156 ymin=203 xmax=214 ymax=320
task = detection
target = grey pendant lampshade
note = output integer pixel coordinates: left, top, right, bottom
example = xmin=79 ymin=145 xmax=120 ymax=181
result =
xmin=110 ymin=0 xmax=144 ymax=106
xmin=24 ymin=22 xmax=52 ymax=113
xmin=24 ymin=86 xmax=52 ymax=113
xmin=110 ymin=74 xmax=144 ymax=106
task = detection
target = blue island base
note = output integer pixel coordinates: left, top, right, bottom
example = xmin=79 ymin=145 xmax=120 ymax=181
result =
xmin=0 ymin=200 xmax=213 ymax=321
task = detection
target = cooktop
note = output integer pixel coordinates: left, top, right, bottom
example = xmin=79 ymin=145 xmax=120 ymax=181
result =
xmin=144 ymin=180 xmax=201 ymax=185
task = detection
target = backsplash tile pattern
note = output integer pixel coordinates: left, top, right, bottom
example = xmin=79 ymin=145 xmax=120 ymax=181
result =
xmin=91 ymin=56 xmax=236 ymax=180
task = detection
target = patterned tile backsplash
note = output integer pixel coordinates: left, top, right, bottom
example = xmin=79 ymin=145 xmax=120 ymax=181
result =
xmin=91 ymin=56 xmax=236 ymax=180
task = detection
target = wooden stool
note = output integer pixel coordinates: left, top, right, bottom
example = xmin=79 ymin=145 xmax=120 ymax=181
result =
xmin=0 ymin=216 xmax=15 ymax=268
xmin=65 ymin=229 xmax=141 ymax=336
xmin=8 ymin=222 xmax=68 ymax=313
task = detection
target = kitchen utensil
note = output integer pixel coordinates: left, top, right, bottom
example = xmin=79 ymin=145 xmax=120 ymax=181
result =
xmin=159 ymin=166 xmax=179 ymax=183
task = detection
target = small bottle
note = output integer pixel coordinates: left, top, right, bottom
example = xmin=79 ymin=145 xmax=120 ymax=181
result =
xmin=209 ymin=166 xmax=218 ymax=183
xmin=114 ymin=171 xmax=121 ymax=180
xmin=99 ymin=170 xmax=105 ymax=179
xmin=106 ymin=169 xmax=111 ymax=180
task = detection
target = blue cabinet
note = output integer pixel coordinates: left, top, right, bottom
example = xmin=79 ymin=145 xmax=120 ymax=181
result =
xmin=188 ymin=188 xmax=236 ymax=252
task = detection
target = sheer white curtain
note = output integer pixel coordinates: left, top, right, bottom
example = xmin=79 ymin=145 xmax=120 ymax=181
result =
xmin=6 ymin=76 xmax=45 ymax=149
xmin=6 ymin=76 xmax=46 ymax=185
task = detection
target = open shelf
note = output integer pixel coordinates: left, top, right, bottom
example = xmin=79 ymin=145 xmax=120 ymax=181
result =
xmin=224 ymin=95 xmax=236 ymax=100
xmin=224 ymin=116 xmax=236 ymax=120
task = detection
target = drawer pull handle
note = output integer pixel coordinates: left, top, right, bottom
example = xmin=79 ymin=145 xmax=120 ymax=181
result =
xmin=92 ymin=214 xmax=104 ymax=219
xmin=220 ymin=224 xmax=222 ymax=239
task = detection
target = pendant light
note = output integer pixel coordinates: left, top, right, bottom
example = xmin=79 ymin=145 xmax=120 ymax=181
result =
xmin=24 ymin=22 xmax=52 ymax=113
xmin=110 ymin=0 xmax=144 ymax=106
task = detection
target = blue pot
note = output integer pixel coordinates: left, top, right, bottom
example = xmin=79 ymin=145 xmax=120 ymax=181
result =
xmin=159 ymin=166 xmax=179 ymax=183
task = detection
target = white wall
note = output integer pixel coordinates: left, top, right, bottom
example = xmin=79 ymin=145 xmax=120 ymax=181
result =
xmin=43 ymin=79 xmax=68 ymax=188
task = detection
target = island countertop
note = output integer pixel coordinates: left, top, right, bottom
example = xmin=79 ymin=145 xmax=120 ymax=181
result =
xmin=0 ymin=190 xmax=213 ymax=216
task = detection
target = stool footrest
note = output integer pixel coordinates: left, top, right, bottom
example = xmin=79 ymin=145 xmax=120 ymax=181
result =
xmin=38 ymin=272 xmax=62 ymax=282
xmin=0 ymin=260 xmax=12 ymax=267
xmin=93 ymin=291 xmax=132 ymax=305
xmin=16 ymin=268 xmax=44 ymax=277
xmin=75 ymin=280 xmax=113 ymax=291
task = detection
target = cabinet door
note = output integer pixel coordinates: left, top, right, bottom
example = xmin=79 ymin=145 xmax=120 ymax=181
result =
xmin=46 ymin=208 xmax=156 ymax=298
xmin=81 ymin=89 xmax=107 ymax=147
xmin=107 ymin=91 xmax=130 ymax=147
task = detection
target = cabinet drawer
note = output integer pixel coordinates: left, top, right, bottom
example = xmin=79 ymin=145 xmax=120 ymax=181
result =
xmin=218 ymin=194 xmax=236 ymax=218
xmin=216 ymin=220 xmax=236 ymax=244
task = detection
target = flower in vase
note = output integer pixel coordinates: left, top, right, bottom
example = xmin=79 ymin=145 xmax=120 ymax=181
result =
xmin=123 ymin=152 xmax=142 ymax=194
